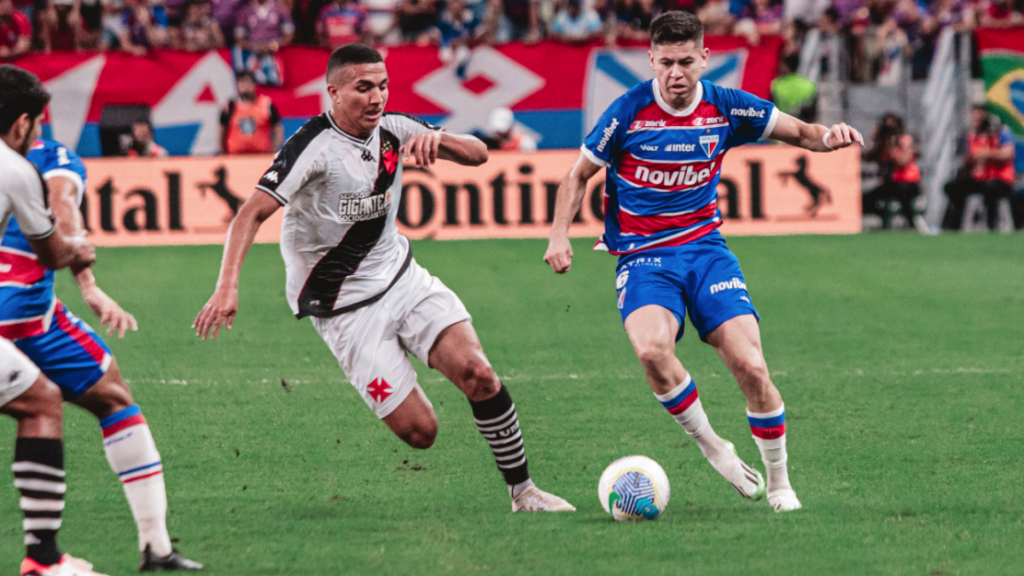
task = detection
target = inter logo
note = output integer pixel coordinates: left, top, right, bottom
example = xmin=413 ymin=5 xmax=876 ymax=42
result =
xmin=699 ymin=135 xmax=719 ymax=158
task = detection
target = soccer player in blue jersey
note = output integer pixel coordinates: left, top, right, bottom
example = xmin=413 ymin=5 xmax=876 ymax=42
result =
xmin=2 ymin=139 xmax=202 ymax=571
xmin=545 ymin=11 xmax=863 ymax=512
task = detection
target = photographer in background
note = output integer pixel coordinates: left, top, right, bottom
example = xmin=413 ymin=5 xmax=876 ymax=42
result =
xmin=862 ymin=112 xmax=924 ymax=230
xmin=219 ymin=70 xmax=283 ymax=155
xmin=942 ymin=104 xmax=1017 ymax=231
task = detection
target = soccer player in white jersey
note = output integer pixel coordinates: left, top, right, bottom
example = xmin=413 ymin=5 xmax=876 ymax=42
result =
xmin=545 ymin=12 xmax=863 ymax=512
xmin=0 ymin=65 xmax=108 ymax=576
xmin=194 ymin=44 xmax=574 ymax=513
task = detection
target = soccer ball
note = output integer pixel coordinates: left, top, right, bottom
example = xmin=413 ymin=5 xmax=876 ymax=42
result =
xmin=598 ymin=455 xmax=671 ymax=522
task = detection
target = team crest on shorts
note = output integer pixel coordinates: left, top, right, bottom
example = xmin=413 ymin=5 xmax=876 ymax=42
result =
xmin=367 ymin=378 xmax=393 ymax=402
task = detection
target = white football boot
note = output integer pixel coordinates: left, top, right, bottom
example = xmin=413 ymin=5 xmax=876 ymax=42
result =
xmin=512 ymin=486 xmax=576 ymax=512
xmin=767 ymin=488 xmax=803 ymax=512
xmin=709 ymin=441 xmax=766 ymax=501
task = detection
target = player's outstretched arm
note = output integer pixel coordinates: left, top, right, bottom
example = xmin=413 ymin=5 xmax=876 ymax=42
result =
xmin=402 ymin=131 xmax=488 ymax=167
xmin=193 ymin=189 xmax=281 ymax=340
xmin=769 ymin=112 xmax=865 ymax=152
xmin=544 ymin=153 xmax=602 ymax=274
xmin=48 ymin=174 xmax=138 ymax=338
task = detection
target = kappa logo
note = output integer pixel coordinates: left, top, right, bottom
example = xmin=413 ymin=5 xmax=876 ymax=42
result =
xmin=640 ymin=145 xmax=659 ymax=152
xmin=617 ymin=287 xmax=627 ymax=309
xmin=263 ymin=171 xmax=279 ymax=183
xmin=730 ymin=107 xmax=765 ymax=118
xmin=699 ymin=134 xmax=719 ymax=158
xmin=597 ymin=118 xmax=619 ymax=152
xmin=709 ymin=277 xmax=747 ymax=294
xmin=367 ymin=378 xmax=393 ymax=402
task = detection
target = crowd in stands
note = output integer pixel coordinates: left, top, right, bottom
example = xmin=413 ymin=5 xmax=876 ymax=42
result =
xmin=3 ymin=0 xmax=1022 ymax=80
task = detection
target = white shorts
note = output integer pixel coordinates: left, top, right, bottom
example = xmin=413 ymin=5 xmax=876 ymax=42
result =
xmin=311 ymin=258 xmax=471 ymax=419
xmin=0 ymin=338 xmax=41 ymax=407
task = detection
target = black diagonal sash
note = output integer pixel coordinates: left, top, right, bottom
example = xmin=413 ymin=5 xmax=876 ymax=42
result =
xmin=296 ymin=129 xmax=404 ymax=319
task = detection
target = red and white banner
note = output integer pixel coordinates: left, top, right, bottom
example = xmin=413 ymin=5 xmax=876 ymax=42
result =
xmin=16 ymin=38 xmax=783 ymax=157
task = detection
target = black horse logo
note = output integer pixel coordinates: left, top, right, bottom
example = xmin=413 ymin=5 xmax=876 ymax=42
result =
xmin=197 ymin=166 xmax=243 ymax=220
xmin=778 ymin=156 xmax=832 ymax=217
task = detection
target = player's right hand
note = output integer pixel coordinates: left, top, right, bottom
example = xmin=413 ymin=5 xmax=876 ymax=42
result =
xmin=193 ymin=287 xmax=238 ymax=341
xmin=544 ymin=235 xmax=573 ymax=274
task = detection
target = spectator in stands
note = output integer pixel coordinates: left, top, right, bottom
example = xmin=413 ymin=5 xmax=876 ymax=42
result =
xmin=862 ymin=112 xmax=924 ymax=229
xmin=942 ymin=105 xmax=1017 ymax=230
xmin=475 ymin=107 xmax=537 ymax=151
xmin=550 ymin=0 xmax=602 ymax=43
xmin=220 ymin=71 xmax=283 ymax=154
xmin=979 ymin=0 xmax=1023 ymax=27
xmin=771 ymin=53 xmax=816 ymax=122
xmin=735 ymin=0 xmax=783 ymax=44
xmin=180 ymin=0 xmax=224 ymax=49
xmin=105 ymin=0 xmax=169 ymax=54
xmin=398 ymin=0 xmax=438 ymax=44
xmin=495 ymin=0 xmax=540 ymax=43
xmin=609 ymin=0 xmax=654 ymax=41
xmin=698 ymin=0 xmax=735 ymax=35
xmin=0 ymin=0 xmax=31 ymax=58
xmin=233 ymin=0 xmax=294 ymax=86
xmin=437 ymin=0 xmax=480 ymax=61
xmin=363 ymin=0 xmax=401 ymax=43
xmin=316 ymin=0 xmax=369 ymax=48
xmin=37 ymin=0 xmax=85 ymax=51
xmin=211 ymin=0 xmax=243 ymax=45
xmin=124 ymin=120 xmax=169 ymax=157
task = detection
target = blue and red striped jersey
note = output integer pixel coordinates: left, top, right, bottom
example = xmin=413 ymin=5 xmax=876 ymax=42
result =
xmin=582 ymin=79 xmax=778 ymax=255
xmin=0 ymin=139 xmax=86 ymax=339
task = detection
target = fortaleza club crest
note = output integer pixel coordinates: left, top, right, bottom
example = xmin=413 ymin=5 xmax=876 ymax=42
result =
xmin=699 ymin=134 xmax=719 ymax=158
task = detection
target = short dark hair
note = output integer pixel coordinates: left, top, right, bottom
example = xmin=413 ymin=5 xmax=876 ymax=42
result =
xmin=650 ymin=11 xmax=704 ymax=47
xmin=236 ymin=70 xmax=256 ymax=83
xmin=326 ymin=44 xmax=384 ymax=80
xmin=0 ymin=65 xmax=51 ymax=135
xmin=782 ymin=53 xmax=800 ymax=73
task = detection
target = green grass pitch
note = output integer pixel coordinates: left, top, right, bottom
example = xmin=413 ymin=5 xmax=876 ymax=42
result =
xmin=0 ymin=233 xmax=1022 ymax=575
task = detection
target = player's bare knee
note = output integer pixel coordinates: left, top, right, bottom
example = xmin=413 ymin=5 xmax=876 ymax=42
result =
xmin=732 ymin=356 xmax=771 ymax=391
xmin=403 ymin=417 xmax=438 ymax=449
xmin=32 ymin=379 xmax=64 ymax=423
xmin=460 ymin=359 xmax=499 ymax=402
xmin=634 ymin=339 xmax=674 ymax=372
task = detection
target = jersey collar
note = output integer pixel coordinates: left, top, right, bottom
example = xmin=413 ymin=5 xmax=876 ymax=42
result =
xmin=325 ymin=111 xmax=375 ymax=148
xmin=652 ymin=79 xmax=703 ymax=117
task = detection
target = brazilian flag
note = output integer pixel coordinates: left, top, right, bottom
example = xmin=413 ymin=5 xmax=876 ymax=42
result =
xmin=977 ymin=28 xmax=1024 ymax=174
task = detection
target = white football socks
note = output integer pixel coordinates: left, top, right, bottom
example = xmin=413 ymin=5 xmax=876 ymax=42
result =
xmin=748 ymin=405 xmax=792 ymax=492
xmin=655 ymin=375 xmax=729 ymax=465
xmin=100 ymin=405 xmax=173 ymax=557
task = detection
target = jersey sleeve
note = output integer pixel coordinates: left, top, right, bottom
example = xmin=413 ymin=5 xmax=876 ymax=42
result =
xmin=40 ymin=143 xmax=87 ymax=204
xmin=718 ymin=86 xmax=779 ymax=148
xmin=381 ymin=112 xmax=440 ymax=145
xmin=9 ymin=163 xmax=55 ymax=240
xmin=582 ymin=94 xmax=630 ymax=167
xmin=255 ymin=118 xmax=328 ymax=205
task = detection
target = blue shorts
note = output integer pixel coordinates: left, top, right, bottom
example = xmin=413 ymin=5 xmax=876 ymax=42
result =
xmin=615 ymin=231 xmax=759 ymax=342
xmin=16 ymin=302 xmax=112 ymax=400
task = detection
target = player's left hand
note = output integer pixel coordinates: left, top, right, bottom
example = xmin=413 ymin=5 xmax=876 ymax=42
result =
xmin=81 ymin=285 xmax=138 ymax=338
xmin=402 ymin=131 xmax=443 ymax=167
xmin=824 ymin=123 xmax=865 ymax=150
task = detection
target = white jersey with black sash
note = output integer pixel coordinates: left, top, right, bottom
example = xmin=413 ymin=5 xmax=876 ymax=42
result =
xmin=255 ymin=111 xmax=437 ymax=319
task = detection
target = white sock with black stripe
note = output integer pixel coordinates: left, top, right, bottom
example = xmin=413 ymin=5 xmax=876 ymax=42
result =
xmin=469 ymin=384 xmax=533 ymax=498
xmin=14 ymin=438 xmax=65 ymax=566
